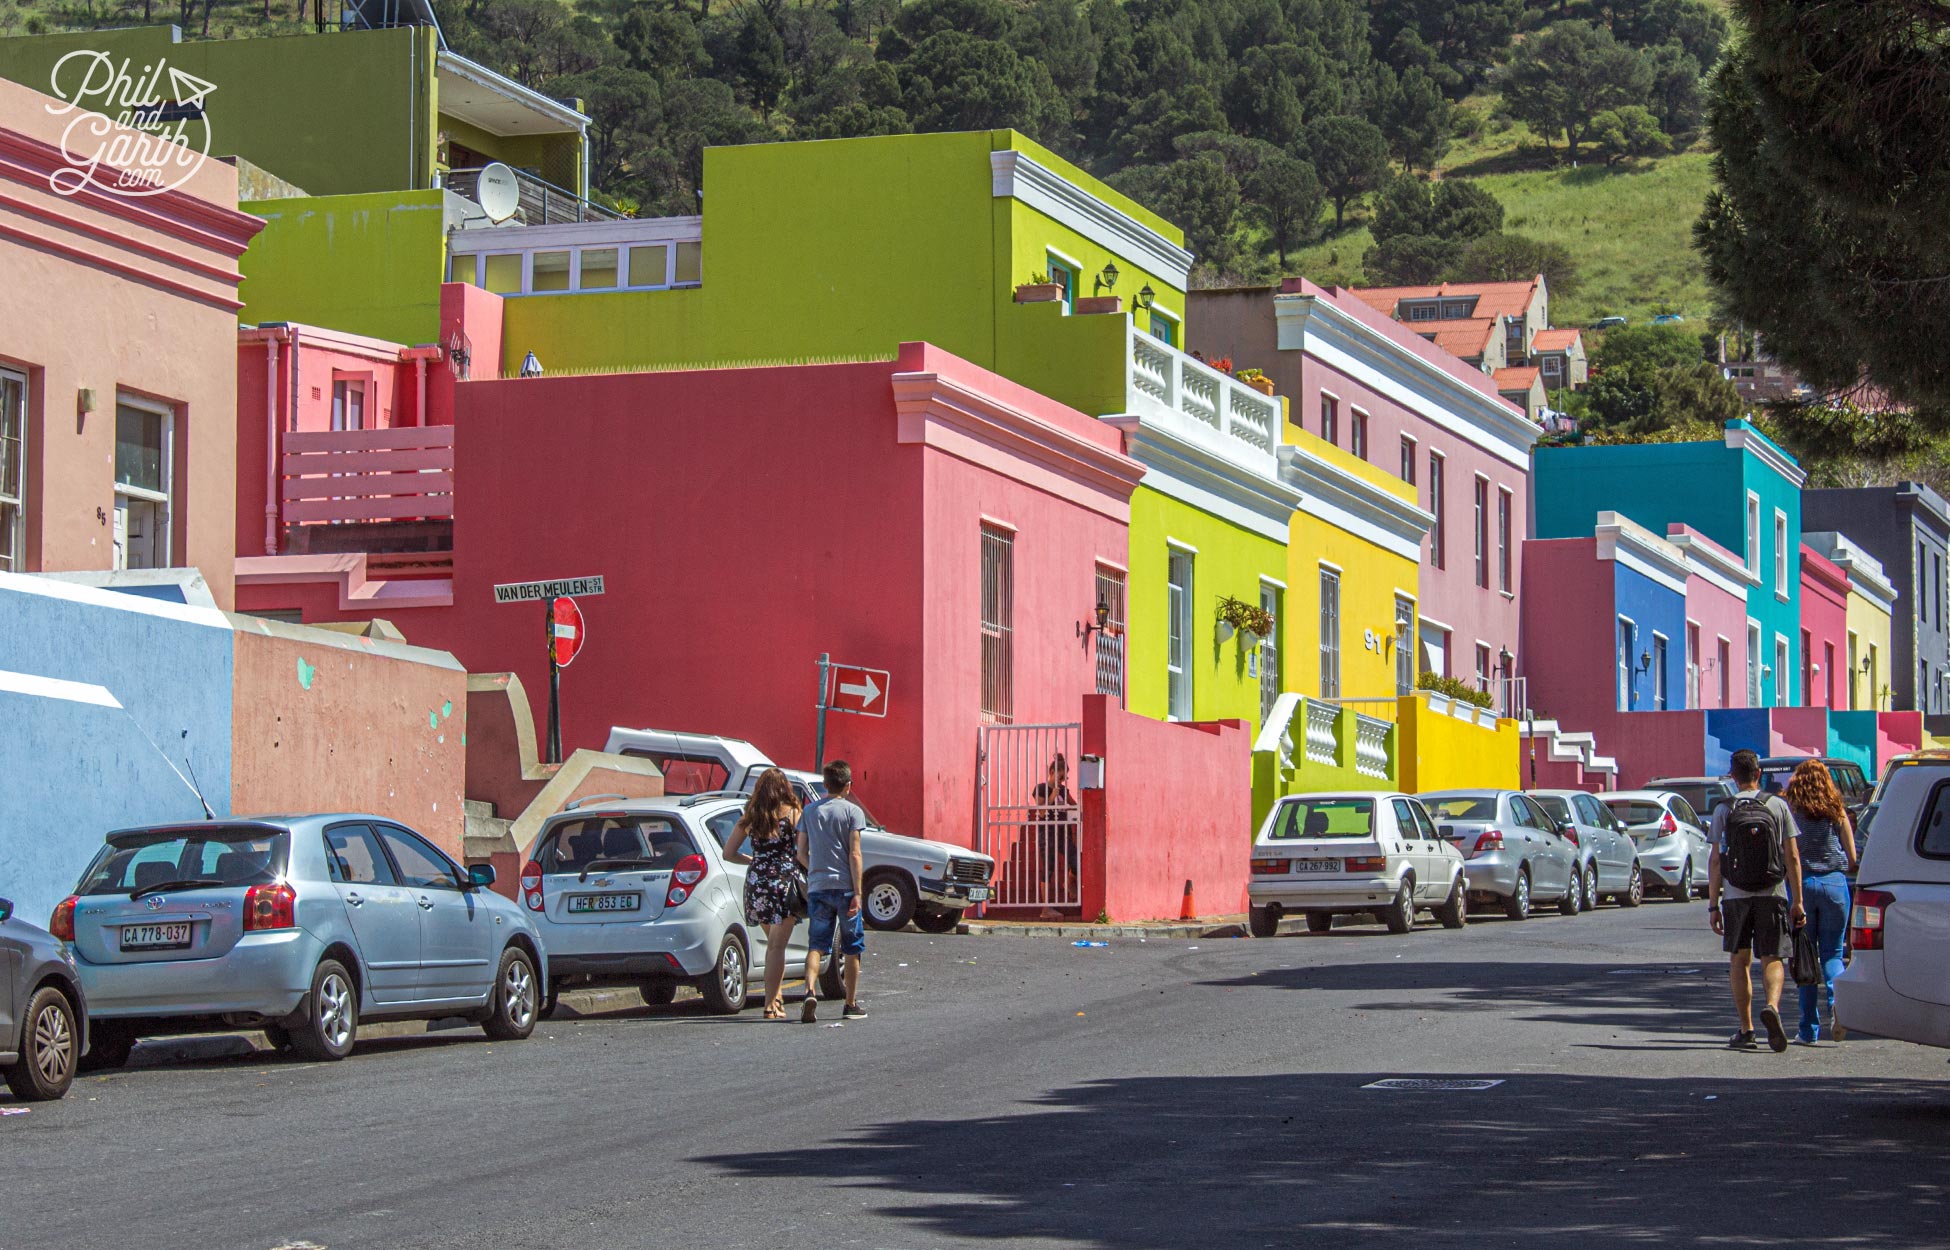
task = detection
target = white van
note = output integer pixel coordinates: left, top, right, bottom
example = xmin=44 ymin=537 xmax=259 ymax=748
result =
xmin=1835 ymin=752 xmax=1950 ymax=1047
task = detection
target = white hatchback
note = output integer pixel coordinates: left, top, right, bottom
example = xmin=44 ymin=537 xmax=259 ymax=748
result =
xmin=1247 ymin=792 xmax=1468 ymax=936
xmin=1837 ymin=753 xmax=1950 ymax=1048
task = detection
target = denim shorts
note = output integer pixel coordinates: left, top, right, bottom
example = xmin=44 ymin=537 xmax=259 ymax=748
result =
xmin=807 ymin=889 xmax=866 ymax=956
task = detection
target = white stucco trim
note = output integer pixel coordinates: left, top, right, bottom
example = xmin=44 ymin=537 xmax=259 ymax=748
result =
xmin=1667 ymin=526 xmax=1758 ymax=599
xmin=1278 ymin=444 xmax=1433 ymax=563
xmin=0 ymin=669 xmax=123 ymax=708
xmin=1273 ymin=292 xmax=1539 ymax=469
xmin=1723 ymin=422 xmax=1807 ymax=488
xmin=1593 ymin=511 xmax=1689 ymax=595
xmin=0 ymin=569 xmax=231 ymax=630
xmin=1107 ymin=414 xmax=1301 ymax=544
xmin=1803 ymin=530 xmax=1900 ymax=613
xmin=991 ymin=150 xmax=1195 ymax=287
xmin=437 ymin=52 xmax=590 ymax=134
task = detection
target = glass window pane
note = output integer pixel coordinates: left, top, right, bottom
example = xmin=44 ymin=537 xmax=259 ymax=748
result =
xmin=375 ymin=826 xmax=459 ymax=890
xmin=532 ymin=250 xmax=570 ymax=292
xmin=114 ymin=403 xmax=165 ymax=493
xmin=483 ymin=253 xmax=523 ymax=295
xmin=628 ymin=244 xmax=669 ymax=287
xmin=579 ymin=248 xmax=618 ymax=290
xmin=449 ymin=253 xmax=478 ymax=285
xmin=674 ymin=240 xmax=702 ymax=285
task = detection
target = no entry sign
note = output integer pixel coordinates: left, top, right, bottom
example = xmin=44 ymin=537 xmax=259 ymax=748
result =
xmin=551 ymin=596 xmax=585 ymax=667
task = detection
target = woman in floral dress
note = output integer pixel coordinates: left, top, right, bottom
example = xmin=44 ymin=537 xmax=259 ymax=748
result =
xmin=720 ymin=767 xmax=806 ymax=1019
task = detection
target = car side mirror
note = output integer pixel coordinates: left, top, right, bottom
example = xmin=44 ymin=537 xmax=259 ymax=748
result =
xmin=0 ymin=897 xmax=11 ymax=923
xmin=466 ymin=863 xmax=496 ymax=889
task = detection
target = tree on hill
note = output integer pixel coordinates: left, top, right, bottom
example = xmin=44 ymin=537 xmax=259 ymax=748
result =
xmin=1590 ymin=323 xmax=1700 ymax=373
xmin=1453 ymin=233 xmax=1579 ymax=296
xmin=1499 ymin=20 xmax=1653 ymax=161
xmin=1375 ymin=65 xmax=1452 ymax=173
xmin=1696 ymin=0 xmax=1950 ymax=423
xmin=1589 ymin=104 xmax=1669 ymax=164
xmin=1369 ymin=0 xmax=1524 ymax=96
xmin=1244 ymin=154 xmax=1324 ymax=266
xmin=1303 ymin=114 xmax=1391 ymax=230
xmin=1364 ymin=174 xmax=1504 ymax=283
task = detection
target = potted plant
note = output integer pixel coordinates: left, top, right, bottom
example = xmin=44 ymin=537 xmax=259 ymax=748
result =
xmin=1015 ymin=272 xmax=1065 ymax=303
xmin=1236 ymin=367 xmax=1275 ymax=396
xmin=1210 ymin=355 xmax=1234 ymax=375
xmin=1217 ymin=595 xmax=1275 ymax=646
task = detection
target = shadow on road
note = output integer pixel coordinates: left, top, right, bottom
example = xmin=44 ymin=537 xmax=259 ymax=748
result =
xmin=698 ymin=1069 xmax=1949 ymax=1248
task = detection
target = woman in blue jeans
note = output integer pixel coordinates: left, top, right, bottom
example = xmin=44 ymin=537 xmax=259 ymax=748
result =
xmin=1783 ymin=760 xmax=1860 ymax=1044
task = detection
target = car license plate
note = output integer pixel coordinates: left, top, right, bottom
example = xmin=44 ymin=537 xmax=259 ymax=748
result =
xmin=1292 ymin=859 xmax=1342 ymax=873
xmin=568 ymin=893 xmax=641 ymax=913
xmin=120 ymin=922 xmax=192 ymax=950
xmin=967 ymin=887 xmax=989 ymax=902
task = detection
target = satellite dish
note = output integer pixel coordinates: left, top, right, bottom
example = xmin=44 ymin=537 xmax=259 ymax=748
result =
xmin=475 ymin=162 xmax=520 ymax=224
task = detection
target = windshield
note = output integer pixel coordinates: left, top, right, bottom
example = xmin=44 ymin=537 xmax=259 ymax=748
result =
xmin=1267 ymin=798 xmax=1374 ymax=839
xmin=540 ymin=816 xmax=698 ymax=874
xmin=78 ymin=826 xmax=289 ymax=896
xmin=1424 ymin=796 xmax=1498 ymax=821
xmin=1759 ymin=768 xmax=1794 ymax=794
xmin=1604 ymin=799 xmax=1667 ymax=827
xmin=1659 ymin=783 xmax=1715 ymax=814
xmin=1530 ymin=795 xmax=1570 ymax=822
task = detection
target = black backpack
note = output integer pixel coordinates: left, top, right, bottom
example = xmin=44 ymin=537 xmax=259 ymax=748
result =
xmin=1722 ymin=796 xmax=1785 ymax=891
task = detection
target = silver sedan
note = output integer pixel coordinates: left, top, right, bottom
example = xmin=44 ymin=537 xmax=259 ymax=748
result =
xmin=1 ymin=898 xmax=87 ymax=1101
xmin=1419 ymin=790 xmax=1582 ymax=921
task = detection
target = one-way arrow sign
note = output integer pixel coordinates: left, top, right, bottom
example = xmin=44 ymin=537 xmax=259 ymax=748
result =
xmin=824 ymin=663 xmax=890 ymax=718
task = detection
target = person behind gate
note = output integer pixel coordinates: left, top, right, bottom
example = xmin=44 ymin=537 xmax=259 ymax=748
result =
xmin=800 ymin=759 xmax=868 ymax=1023
xmin=1707 ymin=749 xmax=1805 ymax=1052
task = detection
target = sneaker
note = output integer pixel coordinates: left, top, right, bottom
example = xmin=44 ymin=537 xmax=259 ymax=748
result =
xmin=801 ymin=996 xmax=818 ymax=1024
xmin=1728 ymin=1030 xmax=1759 ymax=1050
xmin=842 ymin=1003 xmax=868 ymax=1020
xmin=1759 ymin=1006 xmax=1789 ymax=1053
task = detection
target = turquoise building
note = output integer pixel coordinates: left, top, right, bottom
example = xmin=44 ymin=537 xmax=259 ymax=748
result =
xmin=1532 ymin=421 xmax=1806 ymax=709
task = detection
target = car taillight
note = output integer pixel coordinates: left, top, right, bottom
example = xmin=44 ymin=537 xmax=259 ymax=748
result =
xmin=520 ymin=861 xmax=544 ymax=912
xmin=49 ymin=896 xmax=76 ymax=942
xmin=667 ymin=854 xmax=707 ymax=907
xmin=1560 ymin=828 xmax=1580 ymax=847
xmin=1471 ymin=832 xmax=1504 ymax=857
xmin=243 ymin=882 xmax=296 ymax=931
xmin=1345 ymin=856 xmax=1387 ymax=872
xmin=1250 ymin=857 xmax=1290 ymax=874
xmin=1661 ymin=812 xmax=1678 ymax=834
xmin=1852 ymin=888 xmax=1894 ymax=951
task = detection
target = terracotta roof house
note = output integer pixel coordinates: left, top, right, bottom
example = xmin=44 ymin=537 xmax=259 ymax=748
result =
xmin=1531 ymin=327 xmax=1587 ymax=390
xmin=1409 ymin=318 xmax=1508 ymax=369
xmin=1494 ymin=366 xmax=1547 ymax=420
xmin=1349 ymin=277 xmax=1549 ymax=367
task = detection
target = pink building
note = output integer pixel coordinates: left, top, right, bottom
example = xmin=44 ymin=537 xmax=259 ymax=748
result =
xmin=1800 ymin=543 xmax=1851 ymax=709
xmin=1190 ymin=278 xmax=1539 ymax=698
xmin=0 ymin=77 xmax=261 ymax=605
xmin=1667 ymin=525 xmax=1753 ymax=711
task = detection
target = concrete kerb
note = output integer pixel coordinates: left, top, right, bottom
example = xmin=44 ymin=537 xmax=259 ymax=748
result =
xmin=959 ymin=914 xmax=1314 ymax=940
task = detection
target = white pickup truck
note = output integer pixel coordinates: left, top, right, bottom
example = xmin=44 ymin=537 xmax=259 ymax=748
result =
xmin=602 ymin=727 xmax=996 ymax=933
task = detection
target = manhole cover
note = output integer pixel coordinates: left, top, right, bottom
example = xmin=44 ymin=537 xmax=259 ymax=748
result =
xmin=1362 ymin=1078 xmax=1504 ymax=1091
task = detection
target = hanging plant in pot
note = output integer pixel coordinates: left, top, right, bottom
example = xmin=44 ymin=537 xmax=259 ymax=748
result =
xmin=1217 ymin=595 xmax=1275 ymax=646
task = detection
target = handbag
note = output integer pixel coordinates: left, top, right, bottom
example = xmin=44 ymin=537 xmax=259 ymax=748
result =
xmin=1789 ymin=920 xmax=1821 ymax=987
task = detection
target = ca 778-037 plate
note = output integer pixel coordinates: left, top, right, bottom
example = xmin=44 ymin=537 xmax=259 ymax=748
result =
xmin=121 ymin=922 xmax=192 ymax=950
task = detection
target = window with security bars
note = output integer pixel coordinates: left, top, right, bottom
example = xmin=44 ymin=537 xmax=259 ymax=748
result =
xmin=1318 ymin=567 xmax=1341 ymax=699
xmin=1094 ymin=566 xmax=1126 ymax=702
xmin=980 ymin=525 xmax=1014 ymax=723
xmin=1394 ymin=597 xmax=1416 ymax=695
xmin=0 ymin=369 xmax=23 ymax=573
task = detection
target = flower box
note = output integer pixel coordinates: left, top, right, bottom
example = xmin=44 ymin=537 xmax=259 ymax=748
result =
xmin=1015 ymin=283 xmax=1064 ymax=303
xmin=1075 ymin=295 xmax=1121 ymax=314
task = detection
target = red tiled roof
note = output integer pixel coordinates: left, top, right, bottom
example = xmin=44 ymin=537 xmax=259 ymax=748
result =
xmin=1409 ymin=319 xmax=1497 ymax=358
xmin=1348 ymin=278 xmax=1544 ymax=322
xmin=1494 ymin=366 xmax=1541 ymax=391
xmin=1531 ymin=327 xmax=1582 ymax=353
xmin=1276 ymin=277 xmax=1524 ymax=417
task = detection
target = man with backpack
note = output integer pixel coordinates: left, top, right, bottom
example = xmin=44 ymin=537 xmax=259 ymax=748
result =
xmin=1707 ymin=749 xmax=1806 ymax=1051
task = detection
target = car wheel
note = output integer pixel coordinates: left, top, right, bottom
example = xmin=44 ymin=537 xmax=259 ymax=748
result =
xmin=1670 ymin=861 xmax=1694 ymax=903
xmin=483 ymin=946 xmax=539 ymax=1041
xmin=1504 ymin=870 xmax=1532 ymax=921
xmin=1618 ymin=862 xmax=1644 ymax=908
xmin=1248 ymin=905 xmax=1280 ymax=938
xmin=2 ymin=987 xmax=79 ymax=1102
xmin=698 ymin=935 xmax=749 ymax=1015
xmin=1305 ymin=912 xmax=1334 ymax=934
xmin=1584 ymin=865 xmax=1601 ymax=911
xmin=289 ymin=959 xmax=358 ymax=1062
xmin=639 ymin=981 xmax=679 ymax=1007
xmin=1436 ymin=877 xmax=1468 ymax=929
xmin=863 ymin=872 xmax=918 ymax=931
xmin=76 ymin=1021 xmax=134 ymax=1073
xmin=1559 ymin=869 xmax=1584 ymax=916
xmin=912 ymin=905 xmax=961 ymax=935
xmin=1384 ymin=880 xmax=1416 ymax=934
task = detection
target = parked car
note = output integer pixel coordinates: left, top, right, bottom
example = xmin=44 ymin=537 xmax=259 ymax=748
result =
xmin=1758 ymin=756 xmax=1874 ymax=820
xmin=1247 ymin=792 xmax=1467 ymax=936
xmin=1591 ymin=315 xmax=1629 ymax=330
xmin=1528 ymin=790 xmax=1644 ymax=908
xmin=1647 ymin=775 xmax=1737 ymax=825
xmin=1651 ymin=313 xmax=1686 ymax=324
xmin=1419 ymin=790 xmax=1582 ymax=920
xmin=522 ymin=793 xmax=841 ymax=1014
xmin=604 ymin=725 xmax=996 ymax=933
xmin=55 ymin=817 xmax=544 ymax=1067
xmin=1836 ymin=752 xmax=1950 ymax=1047
xmin=1 ymin=898 xmax=87 ymax=1101
xmin=1598 ymin=791 xmax=1710 ymax=901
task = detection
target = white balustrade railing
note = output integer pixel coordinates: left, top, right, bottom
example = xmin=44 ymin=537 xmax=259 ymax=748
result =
xmin=1127 ymin=323 xmax=1280 ymax=462
xmin=1353 ymin=713 xmax=1391 ymax=778
xmin=1303 ymin=697 xmax=1339 ymax=766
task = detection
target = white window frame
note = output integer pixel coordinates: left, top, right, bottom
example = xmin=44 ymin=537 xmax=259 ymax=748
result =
xmin=1685 ymin=620 xmax=1701 ymax=709
xmin=1848 ymin=629 xmax=1860 ymax=710
xmin=1350 ymin=407 xmax=1369 ymax=461
xmin=1394 ymin=594 xmax=1416 ymax=696
xmin=1776 ymin=633 xmax=1792 ymax=708
xmin=1617 ymin=615 xmax=1636 ymax=711
xmin=1167 ymin=545 xmax=1194 ymax=720
xmin=1428 ymin=451 xmax=1446 ymax=570
xmin=1774 ymin=508 xmax=1789 ymax=601
xmin=113 ymin=394 xmax=174 ymax=572
xmin=1472 ymin=474 xmax=1490 ymax=590
xmin=1746 ymin=491 xmax=1762 ymax=576
xmin=1399 ymin=435 xmax=1417 ymax=485
xmin=1747 ymin=619 xmax=1763 ymax=706
xmin=1652 ymin=631 xmax=1670 ymax=711
xmin=1717 ymin=634 xmax=1732 ymax=708
xmin=980 ymin=523 xmax=1014 ymax=724
xmin=1259 ymin=579 xmax=1283 ymax=722
xmin=330 ymin=376 xmax=369 ymax=431
xmin=0 ymin=366 xmax=24 ymax=574
xmin=1093 ymin=563 xmax=1126 ymax=705
xmin=1496 ymin=485 xmax=1513 ymax=594
xmin=1318 ymin=565 xmax=1342 ymax=700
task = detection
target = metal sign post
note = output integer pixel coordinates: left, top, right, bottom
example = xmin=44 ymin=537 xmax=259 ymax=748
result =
xmin=814 ymin=652 xmax=832 ymax=771
xmin=813 ymin=653 xmax=891 ymax=770
xmin=494 ymin=576 xmax=605 ymax=766
xmin=545 ymin=597 xmax=561 ymax=764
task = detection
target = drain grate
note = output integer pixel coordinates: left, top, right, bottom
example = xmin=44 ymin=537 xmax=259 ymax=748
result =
xmin=1362 ymin=1078 xmax=1505 ymax=1091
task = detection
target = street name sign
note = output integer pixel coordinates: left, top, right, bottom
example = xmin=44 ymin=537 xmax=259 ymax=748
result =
xmin=493 ymin=575 xmax=606 ymax=604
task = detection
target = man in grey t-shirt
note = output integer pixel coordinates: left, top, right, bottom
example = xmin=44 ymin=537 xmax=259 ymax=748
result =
xmin=798 ymin=759 xmax=867 ymax=1023
xmin=1707 ymin=749 xmax=1805 ymax=1051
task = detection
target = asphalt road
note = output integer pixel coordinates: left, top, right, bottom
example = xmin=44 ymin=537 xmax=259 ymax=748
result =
xmin=6 ymin=898 xmax=1949 ymax=1250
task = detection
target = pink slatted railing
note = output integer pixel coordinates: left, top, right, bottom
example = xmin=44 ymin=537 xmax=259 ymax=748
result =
xmin=282 ymin=427 xmax=455 ymax=526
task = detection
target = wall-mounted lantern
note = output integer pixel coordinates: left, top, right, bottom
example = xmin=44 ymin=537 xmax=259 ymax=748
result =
xmin=1077 ymin=596 xmax=1118 ymax=643
xmin=1095 ymin=262 xmax=1119 ymax=295
xmin=1136 ymin=284 xmax=1156 ymax=310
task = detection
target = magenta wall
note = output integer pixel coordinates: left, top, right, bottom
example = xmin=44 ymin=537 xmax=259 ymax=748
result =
xmin=1800 ymin=546 xmax=1850 ymax=709
xmin=1080 ymin=697 xmax=1252 ymax=921
xmin=1519 ymin=538 xmax=1614 ymax=734
xmin=1578 ymin=709 xmax=1710 ymax=788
